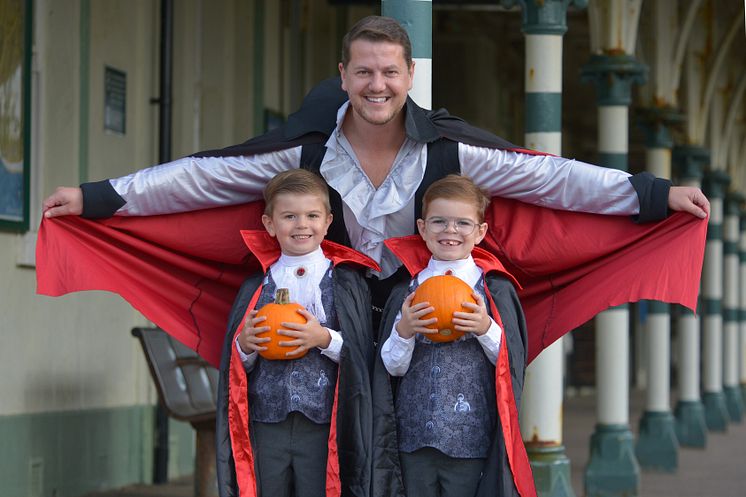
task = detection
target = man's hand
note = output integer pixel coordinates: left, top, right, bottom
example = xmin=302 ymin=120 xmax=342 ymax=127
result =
xmin=395 ymin=293 xmax=437 ymax=339
xmin=669 ymin=186 xmax=710 ymax=219
xmin=237 ymin=311 xmax=271 ymax=354
xmin=43 ymin=187 xmax=83 ymax=218
xmin=277 ymin=309 xmax=332 ymax=357
xmin=453 ymin=293 xmax=492 ymax=336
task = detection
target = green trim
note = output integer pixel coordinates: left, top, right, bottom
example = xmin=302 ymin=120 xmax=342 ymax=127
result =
xmin=647 ymin=301 xmax=669 ymax=314
xmin=723 ymin=308 xmax=739 ymax=322
xmin=635 ymin=411 xmax=678 ymax=472
xmin=0 ymin=0 xmax=32 ymax=232
xmin=253 ymin=0 xmax=265 ymax=135
xmin=79 ymin=0 xmax=90 ymax=183
xmin=584 ymin=424 xmax=639 ymax=497
xmin=702 ymin=391 xmax=729 ymax=432
xmin=702 ymin=170 xmax=730 ymax=199
xmin=382 ymin=0 xmax=432 ymax=59
xmin=706 ymin=224 xmax=722 ymax=241
xmin=525 ymin=93 xmax=562 ymax=132
xmin=526 ymin=445 xmax=575 ymax=497
xmin=724 ymin=241 xmax=738 ymax=254
xmin=520 ymin=1 xmax=570 ymax=35
xmin=725 ymin=192 xmax=744 ymax=215
xmin=703 ymin=299 xmax=722 ymax=315
xmin=672 ymin=145 xmax=709 ymax=181
xmin=581 ymin=54 xmax=647 ymax=106
xmin=724 ymin=386 xmax=744 ymax=422
xmin=598 ymin=153 xmax=628 ymax=172
xmin=674 ymin=400 xmax=707 ymax=448
xmin=0 ymin=405 xmax=194 ymax=496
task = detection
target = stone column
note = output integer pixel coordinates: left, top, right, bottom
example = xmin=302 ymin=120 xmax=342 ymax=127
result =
xmin=382 ymin=0 xmax=431 ymax=109
xmin=723 ymin=192 xmax=744 ymax=422
xmin=671 ymin=145 xmax=708 ymax=448
xmin=581 ymin=53 xmax=646 ymax=497
xmin=701 ymin=169 xmax=731 ymax=431
xmin=634 ymin=112 xmax=679 ymax=472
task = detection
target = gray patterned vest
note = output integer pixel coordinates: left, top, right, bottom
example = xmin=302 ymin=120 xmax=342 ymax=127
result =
xmin=396 ymin=275 xmax=496 ymax=458
xmin=248 ymin=267 xmax=339 ymax=424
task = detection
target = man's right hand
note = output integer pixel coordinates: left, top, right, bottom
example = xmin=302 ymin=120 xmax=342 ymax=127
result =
xmin=43 ymin=187 xmax=83 ymax=218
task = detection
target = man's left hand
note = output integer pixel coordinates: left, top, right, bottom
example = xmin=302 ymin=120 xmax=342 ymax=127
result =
xmin=668 ymin=186 xmax=710 ymax=219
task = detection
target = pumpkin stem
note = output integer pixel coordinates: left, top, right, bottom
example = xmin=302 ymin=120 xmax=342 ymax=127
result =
xmin=274 ymin=288 xmax=291 ymax=305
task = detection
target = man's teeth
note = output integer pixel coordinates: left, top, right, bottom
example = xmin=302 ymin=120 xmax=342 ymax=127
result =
xmin=367 ymin=97 xmax=388 ymax=103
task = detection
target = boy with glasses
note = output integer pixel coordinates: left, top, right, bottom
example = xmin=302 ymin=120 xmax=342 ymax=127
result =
xmin=374 ymin=174 xmax=533 ymax=497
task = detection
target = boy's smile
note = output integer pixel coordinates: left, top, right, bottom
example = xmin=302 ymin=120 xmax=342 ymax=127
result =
xmin=417 ymin=198 xmax=487 ymax=261
xmin=262 ymin=193 xmax=333 ymax=256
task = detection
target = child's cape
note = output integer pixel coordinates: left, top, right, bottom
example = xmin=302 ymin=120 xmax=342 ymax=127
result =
xmin=373 ymin=235 xmax=533 ymax=497
xmin=217 ymin=231 xmax=379 ymax=497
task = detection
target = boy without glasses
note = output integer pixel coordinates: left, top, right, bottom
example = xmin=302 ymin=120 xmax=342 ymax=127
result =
xmin=216 ymin=169 xmax=378 ymax=497
xmin=373 ymin=174 xmax=534 ymax=497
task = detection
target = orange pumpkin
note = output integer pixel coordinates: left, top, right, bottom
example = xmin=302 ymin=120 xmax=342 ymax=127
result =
xmin=411 ymin=274 xmax=477 ymax=343
xmin=254 ymin=288 xmax=308 ymax=360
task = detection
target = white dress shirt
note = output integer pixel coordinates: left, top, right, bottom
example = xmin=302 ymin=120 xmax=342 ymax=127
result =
xmin=380 ymin=256 xmax=502 ymax=376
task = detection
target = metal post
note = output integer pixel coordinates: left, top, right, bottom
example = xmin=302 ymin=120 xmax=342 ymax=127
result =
xmin=701 ymin=169 xmax=731 ymax=432
xmin=723 ymin=192 xmax=744 ymax=421
xmin=581 ymin=52 xmax=646 ymax=497
xmin=635 ymin=115 xmax=678 ymax=471
xmin=671 ymin=145 xmax=708 ymax=447
xmin=514 ymin=1 xmax=585 ymax=495
xmin=382 ymin=0 xmax=431 ymax=109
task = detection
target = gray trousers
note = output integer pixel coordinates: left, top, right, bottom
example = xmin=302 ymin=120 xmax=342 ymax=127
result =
xmin=252 ymin=412 xmax=331 ymax=497
xmin=400 ymin=447 xmax=485 ymax=497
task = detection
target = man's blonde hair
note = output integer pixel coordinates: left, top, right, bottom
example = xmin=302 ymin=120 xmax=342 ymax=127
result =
xmin=263 ymin=169 xmax=331 ymax=215
xmin=422 ymin=174 xmax=490 ymax=223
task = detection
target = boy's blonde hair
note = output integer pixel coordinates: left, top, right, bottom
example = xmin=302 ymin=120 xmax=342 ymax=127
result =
xmin=422 ymin=174 xmax=490 ymax=223
xmin=263 ymin=169 xmax=331 ymax=215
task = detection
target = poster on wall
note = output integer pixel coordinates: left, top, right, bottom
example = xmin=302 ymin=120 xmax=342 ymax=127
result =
xmin=0 ymin=0 xmax=31 ymax=231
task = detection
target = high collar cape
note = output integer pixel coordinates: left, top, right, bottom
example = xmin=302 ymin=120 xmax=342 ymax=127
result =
xmin=36 ymin=77 xmax=707 ymax=368
xmin=223 ymin=232 xmax=377 ymax=497
xmin=376 ymin=236 xmax=535 ymax=497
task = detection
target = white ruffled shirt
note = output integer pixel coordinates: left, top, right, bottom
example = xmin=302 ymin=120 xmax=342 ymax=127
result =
xmin=380 ymin=256 xmax=502 ymax=376
xmin=235 ymin=247 xmax=343 ymax=370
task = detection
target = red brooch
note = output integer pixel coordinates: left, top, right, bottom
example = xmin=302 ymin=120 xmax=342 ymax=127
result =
xmin=445 ymin=269 xmax=453 ymax=276
xmin=295 ymin=267 xmax=307 ymax=278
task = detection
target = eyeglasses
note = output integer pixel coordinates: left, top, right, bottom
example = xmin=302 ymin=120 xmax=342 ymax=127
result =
xmin=424 ymin=216 xmax=479 ymax=235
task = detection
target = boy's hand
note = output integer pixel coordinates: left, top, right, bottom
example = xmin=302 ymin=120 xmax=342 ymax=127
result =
xmin=396 ymin=293 xmax=438 ymax=339
xmin=453 ymin=293 xmax=492 ymax=336
xmin=277 ymin=309 xmax=331 ymax=357
xmin=237 ymin=311 xmax=271 ymax=354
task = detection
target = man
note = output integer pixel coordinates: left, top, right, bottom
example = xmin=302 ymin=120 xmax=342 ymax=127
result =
xmin=43 ymin=16 xmax=709 ymax=255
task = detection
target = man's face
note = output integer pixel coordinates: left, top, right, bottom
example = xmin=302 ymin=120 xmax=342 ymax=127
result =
xmin=339 ymin=39 xmax=414 ymax=127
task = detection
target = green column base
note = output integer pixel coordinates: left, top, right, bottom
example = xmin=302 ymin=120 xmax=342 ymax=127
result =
xmin=742 ymin=384 xmax=746 ymax=405
xmin=527 ymin=444 xmax=576 ymax=497
xmin=635 ymin=411 xmax=678 ymax=472
xmin=703 ymin=391 xmax=730 ymax=432
xmin=584 ymin=424 xmax=640 ymax=497
xmin=724 ymin=386 xmax=744 ymax=422
xmin=674 ymin=400 xmax=707 ymax=448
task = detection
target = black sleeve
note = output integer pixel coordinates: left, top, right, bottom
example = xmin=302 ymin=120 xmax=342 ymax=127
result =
xmin=80 ymin=180 xmax=126 ymax=219
xmin=628 ymin=172 xmax=671 ymax=223
xmin=216 ymin=274 xmax=263 ymax=497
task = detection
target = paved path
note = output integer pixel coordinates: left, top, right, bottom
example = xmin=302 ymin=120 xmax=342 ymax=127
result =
xmin=84 ymin=390 xmax=746 ymax=497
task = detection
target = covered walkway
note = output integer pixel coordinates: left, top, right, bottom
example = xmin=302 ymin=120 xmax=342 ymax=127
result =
xmin=82 ymin=390 xmax=746 ymax=497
